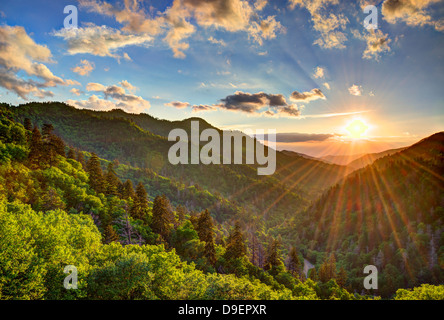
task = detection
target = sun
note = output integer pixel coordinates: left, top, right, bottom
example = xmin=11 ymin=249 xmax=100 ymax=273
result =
xmin=345 ymin=118 xmax=369 ymax=139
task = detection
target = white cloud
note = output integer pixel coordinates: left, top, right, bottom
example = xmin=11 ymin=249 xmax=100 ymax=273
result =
xmin=70 ymin=80 xmax=150 ymax=113
xmin=53 ymin=25 xmax=153 ymax=60
xmin=313 ymin=66 xmax=325 ymax=79
xmin=382 ymin=0 xmax=444 ymax=32
xmin=78 ymin=0 xmax=283 ymax=58
xmin=0 ymin=25 xmax=77 ymax=99
xmin=348 ymin=84 xmax=362 ymax=96
xmin=290 ymin=0 xmax=348 ymax=49
xmin=72 ymin=59 xmax=95 ymax=76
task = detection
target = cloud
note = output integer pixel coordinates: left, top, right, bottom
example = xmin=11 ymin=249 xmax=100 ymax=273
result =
xmin=78 ymin=0 xmax=283 ymax=58
xmin=163 ymin=90 xmax=304 ymax=117
xmin=69 ymin=80 xmax=150 ymax=113
xmin=290 ymin=0 xmax=348 ymax=49
xmin=70 ymin=88 xmax=82 ymax=96
xmin=353 ymin=29 xmax=391 ymax=60
xmin=323 ymin=82 xmax=330 ymax=90
xmin=264 ymin=132 xmax=336 ymax=143
xmin=0 ymin=25 xmax=77 ymax=99
xmin=348 ymin=84 xmax=362 ymax=96
xmin=191 ymin=104 xmax=217 ymax=112
xmin=53 ymin=24 xmax=153 ymax=60
xmin=219 ymin=91 xmax=288 ymax=113
xmin=313 ymin=66 xmax=325 ymax=79
xmin=382 ymin=0 xmax=444 ymax=32
xmin=119 ymin=80 xmax=137 ymax=93
xmin=290 ymin=88 xmax=326 ymax=102
xmin=208 ymin=36 xmax=226 ymax=46
xmin=72 ymin=59 xmax=95 ymax=76
xmin=165 ymin=101 xmax=190 ymax=109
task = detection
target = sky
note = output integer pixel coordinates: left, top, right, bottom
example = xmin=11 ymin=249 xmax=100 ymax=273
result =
xmin=0 ymin=0 xmax=443 ymax=157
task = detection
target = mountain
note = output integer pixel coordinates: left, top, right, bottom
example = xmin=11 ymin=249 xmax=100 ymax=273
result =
xmin=4 ymin=102 xmax=349 ymax=224
xmin=280 ymin=132 xmax=444 ymax=297
xmin=320 ymin=154 xmax=366 ymax=166
xmin=347 ymin=147 xmax=407 ymax=170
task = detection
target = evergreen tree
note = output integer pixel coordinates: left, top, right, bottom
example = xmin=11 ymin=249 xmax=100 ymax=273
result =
xmin=196 ymin=209 xmax=216 ymax=266
xmin=287 ymin=246 xmax=301 ymax=277
xmin=224 ymin=221 xmax=246 ymax=261
xmin=105 ymin=162 xmax=121 ymax=196
xmin=130 ymin=182 xmax=149 ymax=220
xmin=121 ymin=179 xmax=136 ymax=200
xmin=337 ymin=266 xmax=348 ymax=288
xmin=264 ymin=238 xmax=282 ymax=271
xmin=76 ymin=150 xmax=86 ymax=168
xmin=152 ymin=195 xmax=170 ymax=235
xmin=23 ymin=118 xmax=32 ymax=131
xmin=67 ymin=148 xmax=76 ymax=160
xmin=309 ymin=268 xmax=318 ymax=282
xmin=151 ymin=195 xmax=172 ymax=240
xmin=319 ymin=253 xmax=337 ymax=283
xmin=28 ymin=126 xmax=43 ymax=168
xmin=103 ymin=225 xmax=119 ymax=244
xmin=86 ymin=153 xmax=105 ymax=194
xmin=176 ymin=205 xmax=187 ymax=222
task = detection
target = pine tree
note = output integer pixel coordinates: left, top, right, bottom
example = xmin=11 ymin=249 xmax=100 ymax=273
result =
xmin=121 ymin=179 xmax=136 ymax=200
xmin=76 ymin=150 xmax=86 ymax=168
xmin=103 ymin=224 xmax=119 ymax=244
xmin=28 ymin=126 xmax=43 ymax=168
xmin=337 ymin=266 xmax=348 ymax=288
xmin=23 ymin=118 xmax=32 ymax=131
xmin=196 ymin=209 xmax=216 ymax=266
xmin=105 ymin=162 xmax=121 ymax=196
xmin=309 ymin=268 xmax=318 ymax=282
xmin=151 ymin=195 xmax=172 ymax=239
xmin=86 ymin=153 xmax=105 ymax=194
xmin=130 ymin=182 xmax=149 ymax=220
xmin=319 ymin=253 xmax=337 ymax=283
xmin=224 ymin=221 xmax=246 ymax=261
xmin=287 ymin=246 xmax=301 ymax=277
xmin=176 ymin=205 xmax=187 ymax=222
xmin=67 ymin=148 xmax=76 ymax=160
xmin=264 ymin=238 xmax=282 ymax=271
xmin=40 ymin=123 xmax=65 ymax=166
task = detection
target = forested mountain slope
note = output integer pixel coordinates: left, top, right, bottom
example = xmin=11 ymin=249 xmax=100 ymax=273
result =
xmin=4 ymin=102 xmax=349 ymax=226
xmin=280 ymin=132 xmax=444 ymax=296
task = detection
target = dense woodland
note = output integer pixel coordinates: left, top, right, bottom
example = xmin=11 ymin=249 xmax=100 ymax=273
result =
xmin=0 ymin=102 xmax=442 ymax=300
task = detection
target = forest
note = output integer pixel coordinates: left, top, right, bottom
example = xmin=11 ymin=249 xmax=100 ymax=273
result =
xmin=0 ymin=102 xmax=442 ymax=300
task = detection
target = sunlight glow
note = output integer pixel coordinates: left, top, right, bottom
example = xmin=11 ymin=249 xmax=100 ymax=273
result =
xmin=345 ymin=119 xmax=369 ymax=139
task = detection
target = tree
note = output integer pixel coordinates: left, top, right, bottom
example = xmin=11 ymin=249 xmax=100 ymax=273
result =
xmin=224 ymin=221 xmax=246 ymax=261
xmin=67 ymin=148 xmax=76 ymax=160
xmin=319 ymin=253 xmax=337 ymax=283
xmin=337 ymin=266 xmax=347 ymax=288
xmin=121 ymin=179 xmax=135 ymax=200
xmin=264 ymin=238 xmax=282 ymax=271
xmin=28 ymin=126 xmax=43 ymax=168
xmin=23 ymin=118 xmax=32 ymax=131
xmin=151 ymin=195 xmax=172 ymax=239
xmin=309 ymin=268 xmax=318 ymax=282
xmin=196 ymin=209 xmax=216 ymax=266
xmin=76 ymin=150 xmax=86 ymax=168
xmin=176 ymin=205 xmax=187 ymax=222
xmin=130 ymin=182 xmax=149 ymax=220
xmin=105 ymin=162 xmax=121 ymax=196
xmin=103 ymin=225 xmax=119 ymax=244
xmin=287 ymin=247 xmax=301 ymax=277
xmin=86 ymin=153 xmax=105 ymax=194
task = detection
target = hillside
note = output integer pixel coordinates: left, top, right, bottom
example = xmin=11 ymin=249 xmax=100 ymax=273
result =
xmin=347 ymin=147 xmax=407 ymax=170
xmin=4 ymin=102 xmax=349 ymax=224
xmin=279 ymin=132 xmax=444 ymax=297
